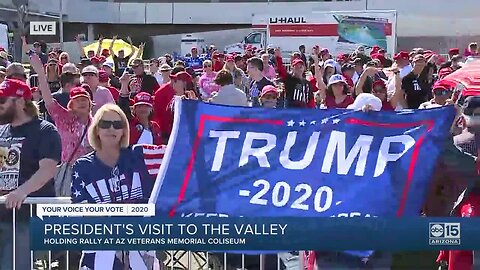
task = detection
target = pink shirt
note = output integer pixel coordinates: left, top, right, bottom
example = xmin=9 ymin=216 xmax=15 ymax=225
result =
xmin=46 ymin=100 xmax=91 ymax=163
xmin=92 ymin=86 xmax=115 ymax=114
xmin=262 ymin=65 xmax=276 ymax=80
xmin=198 ymin=72 xmax=220 ymax=97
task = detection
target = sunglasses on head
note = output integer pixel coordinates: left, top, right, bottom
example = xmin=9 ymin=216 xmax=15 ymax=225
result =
xmin=98 ymin=120 xmax=124 ymax=130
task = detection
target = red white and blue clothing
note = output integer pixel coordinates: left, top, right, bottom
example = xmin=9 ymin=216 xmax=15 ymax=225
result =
xmin=71 ymin=144 xmax=165 ymax=269
xmin=182 ymin=56 xmax=205 ymax=72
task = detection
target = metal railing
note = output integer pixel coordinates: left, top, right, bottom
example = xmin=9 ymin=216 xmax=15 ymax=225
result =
xmin=0 ymin=197 xmax=305 ymax=270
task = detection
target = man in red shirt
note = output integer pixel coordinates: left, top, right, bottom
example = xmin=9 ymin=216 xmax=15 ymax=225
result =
xmin=212 ymin=52 xmax=225 ymax=72
xmin=153 ymin=71 xmax=192 ymax=141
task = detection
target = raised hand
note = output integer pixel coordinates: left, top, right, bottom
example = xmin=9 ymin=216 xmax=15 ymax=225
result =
xmin=119 ymin=73 xmax=131 ymax=85
xmin=29 ymin=54 xmax=44 ymax=72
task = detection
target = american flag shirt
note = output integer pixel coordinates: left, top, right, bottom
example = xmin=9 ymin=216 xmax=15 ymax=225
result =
xmin=71 ymin=144 xmax=165 ymax=204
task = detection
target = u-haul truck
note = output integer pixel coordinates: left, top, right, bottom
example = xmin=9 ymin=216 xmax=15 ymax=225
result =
xmin=225 ymin=10 xmax=397 ymax=57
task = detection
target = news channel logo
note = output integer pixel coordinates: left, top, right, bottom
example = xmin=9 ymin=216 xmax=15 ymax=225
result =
xmin=429 ymin=223 xmax=461 ymax=245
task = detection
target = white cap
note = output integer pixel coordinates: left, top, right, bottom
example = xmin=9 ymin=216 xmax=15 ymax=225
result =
xmin=347 ymin=93 xmax=382 ymax=111
xmin=81 ymin=65 xmax=99 ymax=75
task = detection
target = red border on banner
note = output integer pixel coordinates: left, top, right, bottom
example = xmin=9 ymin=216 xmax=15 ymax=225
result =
xmin=169 ymin=116 xmax=433 ymax=217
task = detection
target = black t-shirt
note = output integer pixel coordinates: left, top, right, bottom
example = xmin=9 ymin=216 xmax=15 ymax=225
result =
xmin=127 ymin=73 xmax=160 ymax=96
xmin=39 ymin=90 xmax=70 ymax=123
xmin=0 ymin=119 xmax=61 ymax=196
xmin=283 ymin=74 xmax=313 ymax=108
xmin=357 ymin=72 xmax=388 ymax=95
xmin=113 ymin=55 xmax=131 ymax=77
xmin=0 ymin=119 xmax=61 ymax=220
xmin=109 ymin=74 xmax=121 ymax=89
xmin=402 ymin=72 xmax=431 ymax=109
xmin=48 ymin=81 xmax=61 ymax=93
xmin=249 ymin=77 xmax=274 ymax=98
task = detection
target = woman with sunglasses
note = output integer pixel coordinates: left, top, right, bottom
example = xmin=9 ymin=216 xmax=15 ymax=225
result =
xmin=198 ymin=60 xmax=219 ymax=99
xmin=71 ymin=104 xmax=165 ymax=269
xmin=45 ymin=58 xmax=61 ymax=92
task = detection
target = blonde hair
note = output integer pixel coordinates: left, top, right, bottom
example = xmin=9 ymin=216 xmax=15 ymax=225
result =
xmin=59 ymin=52 xmax=69 ymax=61
xmin=203 ymin=60 xmax=213 ymax=67
xmin=88 ymin=104 xmax=130 ymax=151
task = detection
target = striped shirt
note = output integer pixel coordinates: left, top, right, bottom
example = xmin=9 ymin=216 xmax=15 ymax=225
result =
xmin=71 ymin=144 xmax=165 ymax=204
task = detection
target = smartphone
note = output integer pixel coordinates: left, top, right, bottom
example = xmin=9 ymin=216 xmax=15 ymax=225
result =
xmin=127 ymin=68 xmax=134 ymax=75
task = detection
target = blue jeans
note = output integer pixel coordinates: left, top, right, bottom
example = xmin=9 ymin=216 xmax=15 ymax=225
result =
xmin=0 ymin=220 xmax=31 ymax=270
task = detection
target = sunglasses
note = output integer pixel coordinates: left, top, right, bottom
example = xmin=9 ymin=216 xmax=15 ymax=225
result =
xmin=132 ymin=65 xmax=142 ymax=68
xmin=98 ymin=120 xmax=124 ymax=130
xmin=433 ymin=89 xmax=451 ymax=96
xmin=204 ymin=65 xmax=212 ymax=68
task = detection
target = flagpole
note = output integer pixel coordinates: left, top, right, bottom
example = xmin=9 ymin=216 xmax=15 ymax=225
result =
xmin=59 ymin=0 xmax=64 ymax=50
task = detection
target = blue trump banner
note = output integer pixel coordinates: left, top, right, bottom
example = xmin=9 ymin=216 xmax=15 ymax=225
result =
xmin=31 ymin=217 xmax=480 ymax=251
xmin=150 ymin=99 xmax=454 ymax=218
xmin=149 ymin=99 xmax=455 ymax=256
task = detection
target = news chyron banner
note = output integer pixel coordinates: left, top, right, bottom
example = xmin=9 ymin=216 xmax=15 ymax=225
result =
xmin=31 ymin=212 xmax=480 ymax=251
xmin=31 ymin=100 xmax=462 ymax=252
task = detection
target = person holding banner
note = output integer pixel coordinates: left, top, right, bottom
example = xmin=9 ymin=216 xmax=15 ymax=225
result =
xmin=71 ymin=104 xmax=165 ymax=269
xmin=435 ymin=96 xmax=480 ymax=269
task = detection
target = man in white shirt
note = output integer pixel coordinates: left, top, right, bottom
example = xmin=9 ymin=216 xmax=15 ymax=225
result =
xmin=386 ymin=51 xmax=413 ymax=108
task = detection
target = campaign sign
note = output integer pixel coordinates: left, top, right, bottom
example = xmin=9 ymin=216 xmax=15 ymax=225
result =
xmin=149 ymin=100 xmax=455 ymax=257
xmin=30 ymin=217 xmax=480 ymax=251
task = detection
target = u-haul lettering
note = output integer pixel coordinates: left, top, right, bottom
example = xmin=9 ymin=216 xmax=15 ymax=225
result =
xmin=269 ymin=17 xmax=307 ymax=24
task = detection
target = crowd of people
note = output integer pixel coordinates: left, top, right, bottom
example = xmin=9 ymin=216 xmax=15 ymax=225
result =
xmin=0 ymin=34 xmax=479 ymax=270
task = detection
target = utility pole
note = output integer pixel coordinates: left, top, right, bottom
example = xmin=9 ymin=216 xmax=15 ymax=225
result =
xmin=12 ymin=0 xmax=29 ymax=61
xmin=59 ymin=0 xmax=63 ymax=50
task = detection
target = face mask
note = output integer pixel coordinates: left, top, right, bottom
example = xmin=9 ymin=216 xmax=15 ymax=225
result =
xmin=262 ymin=99 xmax=277 ymax=108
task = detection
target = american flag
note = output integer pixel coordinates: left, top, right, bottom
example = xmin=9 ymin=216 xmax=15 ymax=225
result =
xmin=71 ymin=144 xmax=166 ymax=204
